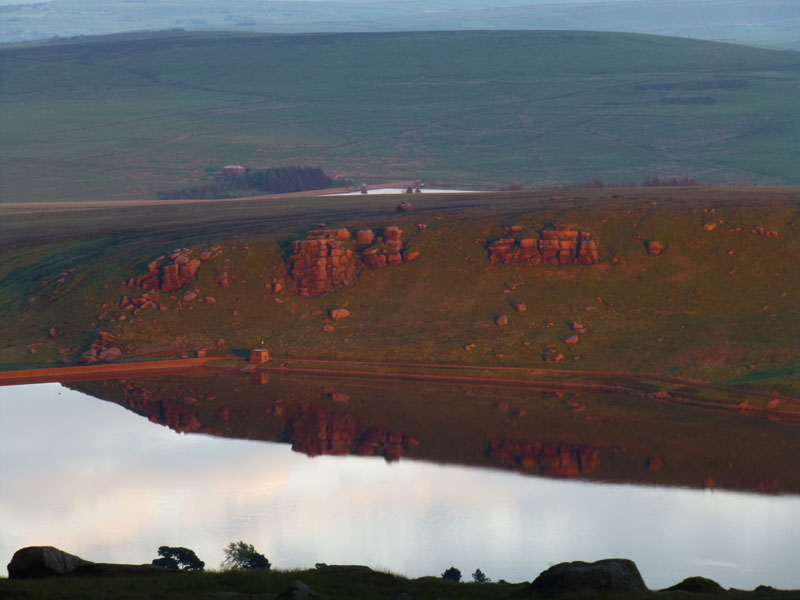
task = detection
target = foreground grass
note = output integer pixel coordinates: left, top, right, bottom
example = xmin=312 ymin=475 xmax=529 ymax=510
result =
xmin=0 ymin=568 xmax=796 ymax=600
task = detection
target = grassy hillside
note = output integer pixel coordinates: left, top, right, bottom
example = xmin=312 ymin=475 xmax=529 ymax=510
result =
xmin=1 ymin=31 xmax=799 ymax=202
xmin=1 ymin=187 xmax=799 ymax=398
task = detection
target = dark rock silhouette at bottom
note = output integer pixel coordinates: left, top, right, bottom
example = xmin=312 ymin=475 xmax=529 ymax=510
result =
xmin=7 ymin=546 xmax=175 ymax=579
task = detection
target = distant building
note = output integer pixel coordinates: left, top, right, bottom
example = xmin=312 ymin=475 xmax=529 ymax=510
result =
xmin=222 ymin=164 xmax=246 ymax=176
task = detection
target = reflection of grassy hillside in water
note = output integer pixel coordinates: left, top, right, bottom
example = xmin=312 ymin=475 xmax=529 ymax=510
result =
xmin=2 ymin=31 xmax=800 ymax=202
xmin=2 ymin=188 xmax=799 ymax=398
xmin=69 ymin=367 xmax=800 ymax=494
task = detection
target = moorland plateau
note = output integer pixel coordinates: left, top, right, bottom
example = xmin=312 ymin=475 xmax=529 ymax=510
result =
xmin=2 ymin=186 xmax=799 ymax=404
xmin=1 ymin=30 xmax=800 ymax=202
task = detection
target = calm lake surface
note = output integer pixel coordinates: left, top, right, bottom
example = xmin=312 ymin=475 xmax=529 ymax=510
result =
xmin=1 ymin=381 xmax=799 ymax=589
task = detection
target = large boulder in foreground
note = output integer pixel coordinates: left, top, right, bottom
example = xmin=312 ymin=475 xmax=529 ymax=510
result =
xmin=7 ymin=546 xmax=176 ymax=579
xmin=528 ymin=558 xmax=648 ymax=595
xmin=7 ymin=546 xmax=92 ymax=579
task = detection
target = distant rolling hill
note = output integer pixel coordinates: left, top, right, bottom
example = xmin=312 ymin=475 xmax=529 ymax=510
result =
xmin=1 ymin=30 xmax=799 ymax=202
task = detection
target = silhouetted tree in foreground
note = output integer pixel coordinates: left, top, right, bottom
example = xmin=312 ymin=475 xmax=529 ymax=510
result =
xmin=472 ymin=568 xmax=490 ymax=583
xmin=151 ymin=546 xmax=205 ymax=571
xmin=442 ymin=566 xmax=462 ymax=582
xmin=221 ymin=541 xmax=271 ymax=570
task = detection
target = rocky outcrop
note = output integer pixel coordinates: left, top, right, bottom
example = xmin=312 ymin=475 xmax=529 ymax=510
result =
xmin=6 ymin=546 xmax=173 ymax=579
xmin=528 ymin=558 xmax=648 ymax=596
xmin=289 ymin=235 xmax=361 ymax=297
xmin=489 ymin=439 xmax=599 ymax=477
xmin=663 ymin=576 xmax=727 ymax=594
xmin=78 ymin=332 xmax=123 ymax=364
xmin=489 ymin=225 xmax=598 ymax=266
xmin=288 ymin=227 xmax=419 ymax=296
xmin=126 ymin=246 xmax=222 ymax=293
xmin=7 ymin=546 xmax=92 ymax=579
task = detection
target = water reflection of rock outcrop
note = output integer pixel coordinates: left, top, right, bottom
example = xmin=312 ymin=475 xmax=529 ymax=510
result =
xmin=66 ymin=370 xmax=800 ymax=494
xmin=287 ymin=403 xmax=418 ymax=461
xmin=489 ymin=439 xmax=599 ymax=478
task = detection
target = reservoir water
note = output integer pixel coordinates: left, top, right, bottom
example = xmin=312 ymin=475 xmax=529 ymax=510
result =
xmin=1 ymin=378 xmax=798 ymax=589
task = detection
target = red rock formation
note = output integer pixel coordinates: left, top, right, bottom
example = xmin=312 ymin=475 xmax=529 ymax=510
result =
xmin=489 ymin=225 xmax=598 ymax=266
xmin=128 ymin=246 xmax=222 ymax=293
xmin=289 ymin=236 xmax=361 ymax=297
xmin=646 ymin=241 xmax=665 ymax=256
xmin=287 ymin=226 xmax=420 ymax=296
xmin=355 ymin=229 xmax=375 ymax=246
xmin=78 ymin=332 xmax=122 ymax=364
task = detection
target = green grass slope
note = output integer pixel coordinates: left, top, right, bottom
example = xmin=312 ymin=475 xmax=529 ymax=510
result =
xmin=1 ymin=187 xmax=799 ymax=397
xmin=1 ymin=30 xmax=799 ymax=202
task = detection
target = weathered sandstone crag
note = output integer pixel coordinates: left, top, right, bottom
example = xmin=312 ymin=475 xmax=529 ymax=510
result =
xmin=288 ymin=227 xmax=419 ymax=297
xmin=489 ymin=224 xmax=598 ymax=266
xmin=127 ymin=246 xmax=222 ymax=293
xmin=288 ymin=229 xmax=361 ymax=297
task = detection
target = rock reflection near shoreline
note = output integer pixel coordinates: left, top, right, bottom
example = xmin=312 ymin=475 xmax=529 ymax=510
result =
xmin=67 ymin=369 xmax=800 ymax=494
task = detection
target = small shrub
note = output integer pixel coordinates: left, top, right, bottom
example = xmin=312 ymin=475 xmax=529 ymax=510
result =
xmin=441 ymin=566 xmax=461 ymax=582
xmin=220 ymin=541 xmax=271 ymax=571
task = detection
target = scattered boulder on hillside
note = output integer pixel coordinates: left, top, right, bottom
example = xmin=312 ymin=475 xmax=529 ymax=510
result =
xmin=330 ymin=308 xmax=350 ymax=320
xmin=542 ymin=348 xmax=564 ymax=362
xmin=646 ymin=240 xmax=665 ymax=256
xmin=512 ymin=302 xmax=527 ymax=312
xmin=663 ymin=576 xmax=727 ymax=594
xmin=118 ymin=292 xmax=159 ymax=314
xmin=528 ymin=558 xmax=648 ymax=596
xmin=751 ymin=226 xmax=779 ymax=238
xmin=570 ymin=322 xmax=586 ymax=334
xmin=397 ymin=200 xmax=413 ymax=212
xmin=78 ymin=332 xmax=122 ymax=364
xmin=496 ymin=315 xmax=509 ymax=326
xmin=275 ymin=580 xmax=322 ymax=600
xmin=127 ymin=246 xmax=221 ymax=293
xmin=489 ymin=225 xmax=598 ymax=266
